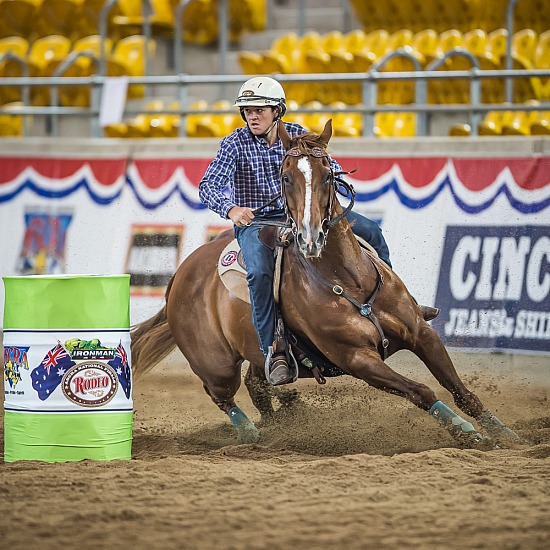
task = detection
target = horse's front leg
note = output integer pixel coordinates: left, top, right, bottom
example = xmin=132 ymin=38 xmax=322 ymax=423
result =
xmin=411 ymin=323 xmax=522 ymax=445
xmin=345 ymin=348 xmax=493 ymax=449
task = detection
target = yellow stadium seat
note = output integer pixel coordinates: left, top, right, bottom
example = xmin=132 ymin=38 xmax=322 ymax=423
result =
xmin=0 ymin=0 xmax=38 ymax=39
xmin=329 ymin=50 xmax=357 ymax=103
xmin=377 ymin=52 xmax=418 ymax=105
xmin=532 ymin=30 xmax=550 ymax=99
xmin=238 ymin=51 xmax=263 ymax=75
xmin=296 ymin=31 xmax=322 ymax=72
xmin=186 ymin=99 xmax=208 ymax=137
xmin=386 ymin=29 xmax=414 ymax=54
xmin=321 ymin=30 xmax=345 ymax=54
xmin=125 ymin=99 xmax=164 ymax=137
xmin=302 ymin=50 xmax=331 ymax=104
xmin=501 ymin=100 xmax=541 ymax=135
xmin=434 ymin=29 xmax=462 ymax=59
xmin=283 ymin=99 xmax=307 ymax=127
xmin=0 ymin=101 xmax=24 ymax=136
xmin=194 ymin=99 xmax=241 ymax=138
xmin=180 ymin=0 xmax=218 ymax=46
xmin=300 ymin=100 xmax=327 ymax=134
xmin=373 ymin=112 xmax=395 ymax=137
xmin=26 ymin=35 xmax=72 ymax=105
xmin=107 ymin=35 xmax=156 ymax=98
xmin=478 ymin=109 xmax=515 ymax=136
xmin=0 ymin=35 xmax=28 ymax=58
xmin=510 ymin=56 xmax=537 ymax=103
xmin=34 ymin=0 xmax=84 ymax=40
xmin=353 ymin=50 xmax=376 ymax=73
xmin=392 ymin=112 xmax=416 ymax=137
xmin=344 ymin=29 xmax=367 ymax=55
xmin=512 ymin=29 xmax=538 ymax=64
xmin=27 ymin=34 xmax=72 ymax=74
xmin=330 ymin=101 xmax=362 ymax=137
xmin=463 ymin=28 xmax=499 ymax=68
xmin=270 ymin=32 xmax=300 ymax=72
xmin=57 ymin=36 xmax=114 ymax=107
xmin=112 ymin=0 xmax=174 ymax=39
xmin=103 ymin=122 xmax=129 ymax=138
xmin=72 ymin=35 xmax=113 ymax=70
xmin=0 ymin=37 xmax=29 ymax=105
xmin=488 ymin=28 xmax=508 ymax=66
xmin=375 ymin=111 xmax=416 ymax=137
xmin=364 ymin=29 xmax=389 ymax=59
xmin=261 ymin=50 xmax=291 ymax=74
xmin=73 ymin=0 xmax=106 ymax=39
xmin=412 ymin=29 xmax=439 ymax=66
xmin=448 ymin=122 xmax=471 ymax=137
xmin=530 ymin=110 xmax=550 ymax=135
xmin=148 ymin=100 xmax=181 ymax=137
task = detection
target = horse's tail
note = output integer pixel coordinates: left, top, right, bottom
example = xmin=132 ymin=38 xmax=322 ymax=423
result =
xmin=130 ymin=303 xmax=176 ymax=379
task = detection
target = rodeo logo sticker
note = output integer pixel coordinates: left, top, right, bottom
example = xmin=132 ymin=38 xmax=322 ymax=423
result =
xmin=62 ymin=362 xmax=118 ymax=407
xmin=30 ymin=339 xmax=132 ymax=402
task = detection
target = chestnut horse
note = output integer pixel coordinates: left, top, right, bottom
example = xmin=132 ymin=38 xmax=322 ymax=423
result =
xmin=131 ymin=120 xmax=521 ymax=449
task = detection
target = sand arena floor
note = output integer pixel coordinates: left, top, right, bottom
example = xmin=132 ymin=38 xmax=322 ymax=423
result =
xmin=1 ymin=349 xmax=549 ymax=549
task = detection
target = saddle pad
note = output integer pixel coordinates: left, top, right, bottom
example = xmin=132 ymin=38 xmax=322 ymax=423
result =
xmin=218 ymin=239 xmax=250 ymax=303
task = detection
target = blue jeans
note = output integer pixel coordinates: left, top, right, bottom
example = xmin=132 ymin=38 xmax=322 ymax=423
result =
xmin=235 ymin=211 xmax=391 ymax=356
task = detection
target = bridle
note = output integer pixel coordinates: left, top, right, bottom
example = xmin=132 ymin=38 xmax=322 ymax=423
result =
xmin=281 ymin=145 xmax=356 ymax=238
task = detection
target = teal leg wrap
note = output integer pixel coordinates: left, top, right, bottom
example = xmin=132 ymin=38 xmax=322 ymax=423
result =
xmin=227 ymin=406 xmax=261 ymax=444
xmin=429 ymin=401 xmax=495 ymax=450
xmin=429 ymin=400 xmax=476 ymax=435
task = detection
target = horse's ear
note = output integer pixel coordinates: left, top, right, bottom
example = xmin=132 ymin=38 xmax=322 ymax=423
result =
xmin=319 ymin=119 xmax=333 ymax=146
xmin=278 ymin=119 xmax=292 ymax=150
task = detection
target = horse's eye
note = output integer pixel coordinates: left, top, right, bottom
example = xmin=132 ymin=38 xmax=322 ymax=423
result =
xmin=323 ymin=173 xmax=332 ymax=185
xmin=282 ymin=173 xmax=291 ymax=185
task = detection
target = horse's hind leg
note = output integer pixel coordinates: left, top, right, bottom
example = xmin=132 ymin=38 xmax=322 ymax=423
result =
xmin=348 ymin=349 xmax=491 ymax=448
xmin=192 ymin=360 xmax=260 ymax=444
xmin=411 ymin=324 xmax=521 ymax=444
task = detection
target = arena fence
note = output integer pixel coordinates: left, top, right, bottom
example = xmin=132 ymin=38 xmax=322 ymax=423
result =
xmin=0 ymin=51 xmax=549 ymax=138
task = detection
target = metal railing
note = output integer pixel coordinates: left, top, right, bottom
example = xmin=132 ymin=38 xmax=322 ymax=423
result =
xmin=1 ymin=48 xmax=549 ymax=138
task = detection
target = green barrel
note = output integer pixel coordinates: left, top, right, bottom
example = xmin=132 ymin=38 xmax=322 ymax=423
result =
xmin=3 ymin=275 xmax=133 ymax=462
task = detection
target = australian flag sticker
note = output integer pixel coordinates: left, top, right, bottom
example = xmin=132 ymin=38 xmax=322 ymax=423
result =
xmin=31 ymin=343 xmax=76 ymax=401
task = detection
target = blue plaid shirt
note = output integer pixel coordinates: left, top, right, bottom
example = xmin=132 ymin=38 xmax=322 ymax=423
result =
xmin=199 ymin=122 xmax=342 ymax=219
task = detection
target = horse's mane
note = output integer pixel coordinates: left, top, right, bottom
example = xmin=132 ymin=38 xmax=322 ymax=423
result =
xmin=292 ymin=131 xmax=329 ymax=154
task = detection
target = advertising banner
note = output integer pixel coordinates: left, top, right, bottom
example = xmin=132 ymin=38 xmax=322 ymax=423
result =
xmin=432 ymin=225 xmax=550 ymax=353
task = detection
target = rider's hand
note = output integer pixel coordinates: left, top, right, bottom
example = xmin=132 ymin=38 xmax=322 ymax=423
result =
xmin=228 ymin=206 xmax=255 ymax=227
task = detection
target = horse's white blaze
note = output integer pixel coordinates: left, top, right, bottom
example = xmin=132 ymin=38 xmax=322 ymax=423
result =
xmin=297 ymin=156 xmax=313 ymax=244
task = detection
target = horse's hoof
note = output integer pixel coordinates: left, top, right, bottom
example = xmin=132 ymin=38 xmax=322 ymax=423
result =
xmin=228 ymin=405 xmax=261 ymax=444
xmin=237 ymin=424 xmax=261 ymax=444
xmin=477 ymin=410 xmax=527 ymax=446
xmin=459 ymin=431 xmax=497 ymax=451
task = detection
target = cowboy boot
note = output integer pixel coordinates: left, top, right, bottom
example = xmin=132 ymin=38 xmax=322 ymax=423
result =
xmin=265 ymin=346 xmax=293 ymax=386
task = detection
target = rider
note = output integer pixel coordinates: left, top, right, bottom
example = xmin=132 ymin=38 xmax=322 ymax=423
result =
xmin=199 ymin=76 xmax=435 ymax=386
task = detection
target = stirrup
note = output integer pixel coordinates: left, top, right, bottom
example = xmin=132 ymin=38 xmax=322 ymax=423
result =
xmin=265 ymin=346 xmax=299 ymax=386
